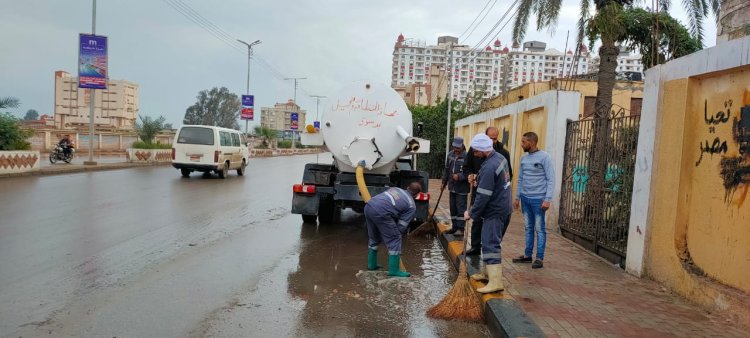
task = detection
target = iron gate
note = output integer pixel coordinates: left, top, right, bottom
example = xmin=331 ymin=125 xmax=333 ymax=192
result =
xmin=558 ymin=114 xmax=640 ymax=267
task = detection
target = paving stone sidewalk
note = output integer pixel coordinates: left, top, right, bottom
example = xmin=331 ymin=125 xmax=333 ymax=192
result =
xmin=428 ymin=179 xmax=749 ymax=337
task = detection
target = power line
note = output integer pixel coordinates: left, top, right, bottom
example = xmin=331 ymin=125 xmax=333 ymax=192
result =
xmin=461 ymin=0 xmax=500 ymax=44
xmin=161 ymin=0 xmax=316 ymax=96
xmin=458 ymin=0 xmax=495 ymax=41
xmin=467 ymin=0 xmax=519 ymax=54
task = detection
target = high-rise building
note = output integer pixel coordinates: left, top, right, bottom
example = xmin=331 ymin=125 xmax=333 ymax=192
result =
xmin=53 ymin=70 xmax=139 ymax=130
xmin=260 ymin=100 xmax=307 ymax=132
xmin=391 ymin=35 xmax=643 ymax=105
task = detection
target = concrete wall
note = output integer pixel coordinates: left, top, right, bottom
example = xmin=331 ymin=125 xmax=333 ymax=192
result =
xmin=0 ymin=151 xmax=40 ymax=174
xmin=627 ymin=36 xmax=750 ymax=322
xmin=454 ymin=90 xmax=580 ymax=229
xmin=27 ymin=129 xmax=174 ymax=152
xmin=484 ymin=79 xmax=643 ymax=119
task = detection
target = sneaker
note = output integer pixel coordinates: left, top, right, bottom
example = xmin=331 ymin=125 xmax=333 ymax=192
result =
xmin=532 ymin=259 xmax=544 ymax=269
xmin=512 ymin=255 xmax=532 ymax=263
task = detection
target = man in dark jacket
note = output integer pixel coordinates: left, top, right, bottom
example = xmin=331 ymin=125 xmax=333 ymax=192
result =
xmin=463 ymin=133 xmax=512 ymax=293
xmin=442 ymin=137 xmax=469 ymax=236
xmin=460 ymin=126 xmax=512 ymax=255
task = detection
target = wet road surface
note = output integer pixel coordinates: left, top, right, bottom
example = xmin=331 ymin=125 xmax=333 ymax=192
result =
xmin=0 ymin=154 xmax=488 ymax=337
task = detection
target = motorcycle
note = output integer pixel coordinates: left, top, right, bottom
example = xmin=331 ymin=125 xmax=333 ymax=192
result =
xmin=50 ymin=144 xmax=74 ymax=164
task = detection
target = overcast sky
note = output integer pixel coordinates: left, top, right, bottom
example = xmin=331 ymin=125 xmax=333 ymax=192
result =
xmin=0 ymin=0 xmax=716 ymax=129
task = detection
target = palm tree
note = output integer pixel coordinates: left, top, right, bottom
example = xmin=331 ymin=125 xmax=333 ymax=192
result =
xmin=512 ymin=0 xmax=718 ymax=118
xmin=0 ymin=97 xmax=20 ymax=109
xmin=254 ymin=126 xmax=277 ymax=149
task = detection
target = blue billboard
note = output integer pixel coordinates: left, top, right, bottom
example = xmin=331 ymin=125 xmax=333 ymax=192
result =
xmin=78 ymin=34 xmax=108 ymax=89
xmin=290 ymin=112 xmax=299 ymax=130
xmin=241 ymin=95 xmax=254 ymax=120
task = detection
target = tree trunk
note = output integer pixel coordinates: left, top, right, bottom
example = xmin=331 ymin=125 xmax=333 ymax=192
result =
xmin=717 ymin=0 xmax=750 ymax=43
xmin=583 ymin=39 xmax=620 ymax=238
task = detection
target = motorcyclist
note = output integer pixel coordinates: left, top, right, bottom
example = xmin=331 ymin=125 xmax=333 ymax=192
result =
xmin=58 ymin=135 xmax=74 ymax=156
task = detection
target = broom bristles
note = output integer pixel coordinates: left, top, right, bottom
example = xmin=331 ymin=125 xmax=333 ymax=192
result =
xmin=426 ymin=261 xmax=484 ymax=322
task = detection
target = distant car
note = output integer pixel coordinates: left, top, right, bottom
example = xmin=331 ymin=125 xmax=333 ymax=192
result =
xmin=172 ymin=125 xmax=249 ymax=178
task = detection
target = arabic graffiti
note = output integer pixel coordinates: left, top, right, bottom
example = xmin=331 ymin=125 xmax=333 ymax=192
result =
xmin=333 ymin=97 xmax=398 ymax=117
xmin=696 ymin=100 xmax=733 ymax=166
xmin=719 ymin=95 xmax=750 ymax=206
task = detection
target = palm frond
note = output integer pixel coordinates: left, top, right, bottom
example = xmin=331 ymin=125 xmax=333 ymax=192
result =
xmin=0 ymin=97 xmax=20 ymax=109
xmin=512 ymin=0 xmax=535 ymax=45
xmin=542 ymin=0 xmax=564 ymax=35
xmin=578 ymin=0 xmax=592 ymax=48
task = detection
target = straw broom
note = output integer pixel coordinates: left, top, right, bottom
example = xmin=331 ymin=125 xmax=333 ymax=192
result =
xmin=408 ymin=184 xmax=445 ymax=237
xmin=426 ymin=186 xmax=483 ymax=322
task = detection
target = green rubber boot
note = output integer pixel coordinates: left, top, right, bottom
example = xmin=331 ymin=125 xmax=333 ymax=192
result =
xmin=367 ymin=249 xmax=382 ymax=270
xmin=387 ymin=255 xmax=411 ymax=277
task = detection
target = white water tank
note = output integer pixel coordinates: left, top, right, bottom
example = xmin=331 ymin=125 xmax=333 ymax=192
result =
xmin=304 ymin=82 xmax=428 ymax=175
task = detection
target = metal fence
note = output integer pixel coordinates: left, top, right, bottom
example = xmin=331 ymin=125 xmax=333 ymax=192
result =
xmin=558 ymin=114 xmax=640 ymax=267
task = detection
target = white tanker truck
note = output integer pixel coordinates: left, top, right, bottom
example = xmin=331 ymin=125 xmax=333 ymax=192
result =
xmin=291 ymin=82 xmax=431 ymax=225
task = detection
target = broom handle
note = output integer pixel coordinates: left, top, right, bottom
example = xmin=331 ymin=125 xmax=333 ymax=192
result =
xmin=429 ymin=184 xmax=446 ymax=219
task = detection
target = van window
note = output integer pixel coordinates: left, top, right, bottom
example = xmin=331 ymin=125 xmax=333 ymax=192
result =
xmin=177 ymin=127 xmax=214 ymax=145
xmin=231 ymin=133 xmax=240 ymax=147
xmin=220 ymin=131 xmax=232 ymax=146
xmin=240 ymin=134 xmax=247 ymax=145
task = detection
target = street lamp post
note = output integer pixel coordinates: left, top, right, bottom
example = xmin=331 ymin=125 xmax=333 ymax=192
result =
xmin=284 ymin=77 xmax=306 ymax=148
xmin=84 ymin=0 xmax=98 ymax=165
xmin=237 ymin=39 xmax=261 ymax=135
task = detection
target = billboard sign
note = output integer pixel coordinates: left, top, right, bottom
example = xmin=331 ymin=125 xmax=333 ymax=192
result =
xmin=241 ymin=95 xmax=254 ymax=120
xmin=78 ymin=34 xmax=108 ymax=89
xmin=290 ymin=112 xmax=299 ymax=130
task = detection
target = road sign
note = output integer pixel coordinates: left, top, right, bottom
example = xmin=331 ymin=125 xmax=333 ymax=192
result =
xmin=78 ymin=34 xmax=108 ymax=89
xmin=241 ymin=95 xmax=254 ymax=120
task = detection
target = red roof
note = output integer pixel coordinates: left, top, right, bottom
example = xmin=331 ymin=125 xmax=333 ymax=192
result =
xmin=494 ymin=39 xmax=501 ymax=47
xmin=485 ymin=46 xmax=492 ymax=51
xmin=397 ymin=33 xmax=405 ymax=42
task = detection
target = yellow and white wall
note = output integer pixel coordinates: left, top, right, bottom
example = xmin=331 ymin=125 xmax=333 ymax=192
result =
xmin=627 ymin=36 xmax=750 ymax=321
xmin=454 ymin=90 xmax=580 ymax=229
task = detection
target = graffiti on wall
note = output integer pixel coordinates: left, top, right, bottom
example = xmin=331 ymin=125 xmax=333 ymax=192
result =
xmin=697 ymin=93 xmax=750 ymax=206
xmin=695 ymin=100 xmax=731 ymax=166
xmin=720 ymin=94 xmax=750 ymax=205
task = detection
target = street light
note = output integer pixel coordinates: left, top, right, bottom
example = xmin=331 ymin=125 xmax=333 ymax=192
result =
xmin=237 ymin=39 xmax=261 ymax=135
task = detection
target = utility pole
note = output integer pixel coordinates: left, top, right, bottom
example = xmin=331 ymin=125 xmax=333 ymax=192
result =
xmin=284 ymin=77 xmax=306 ymax=148
xmin=84 ymin=0 xmax=97 ymax=165
xmin=309 ymin=94 xmax=326 ymax=123
xmin=237 ymin=39 xmax=261 ymax=135
xmin=445 ymin=43 xmax=454 ymax=163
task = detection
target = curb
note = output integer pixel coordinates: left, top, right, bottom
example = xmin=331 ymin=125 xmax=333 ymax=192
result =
xmin=0 ymin=162 xmax=171 ymax=178
xmin=432 ymin=210 xmax=545 ymax=338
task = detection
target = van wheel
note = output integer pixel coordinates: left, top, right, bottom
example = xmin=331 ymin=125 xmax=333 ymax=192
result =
xmin=237 ymin=160 xmax=246 ymax=176
xmin=181 ymin=168 xmax=191 ymax=177
xmin=218 ymin=163 xmax=229 ymax=179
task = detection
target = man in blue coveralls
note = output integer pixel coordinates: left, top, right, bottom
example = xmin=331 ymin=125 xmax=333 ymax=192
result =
xmin=366 ymin=182 xmax=423 ymax=277
xmin=463 ymin=133 xmax=512 ymax=293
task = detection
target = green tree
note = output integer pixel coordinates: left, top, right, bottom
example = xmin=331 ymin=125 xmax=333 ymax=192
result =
xmin=588 ymin=7 xmax=702 ymax=68
xmin=0 ymin=113 xmax=33 ymax=150
xmin=183 ymin=87 xmax=241 ymax=129
xmin=254 ymin=126 xmax=277 ymax=148
xmin=135 ymin=115 xmax=166 ymax=144
xmin=23 ymin=109 xmax=39 ymax=121
xmin=410 ymin=99 xmax=468 ymax=178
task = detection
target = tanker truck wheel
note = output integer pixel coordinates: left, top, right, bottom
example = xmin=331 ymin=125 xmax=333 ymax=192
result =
xmin=318 ymin=198 xmax=337 ymax=224
xmin=302 ymin=215 xmax=317 ymax=223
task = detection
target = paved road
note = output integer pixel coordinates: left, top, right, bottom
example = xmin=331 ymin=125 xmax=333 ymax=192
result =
xmin=0 ymin=154 xmax=488 ymax=337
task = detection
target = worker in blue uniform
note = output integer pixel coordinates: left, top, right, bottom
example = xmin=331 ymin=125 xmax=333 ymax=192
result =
xmin=366 ymin=182 xmax=422 ymax=277
xmin=464 ymin=133 xmax=512 ymax=293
